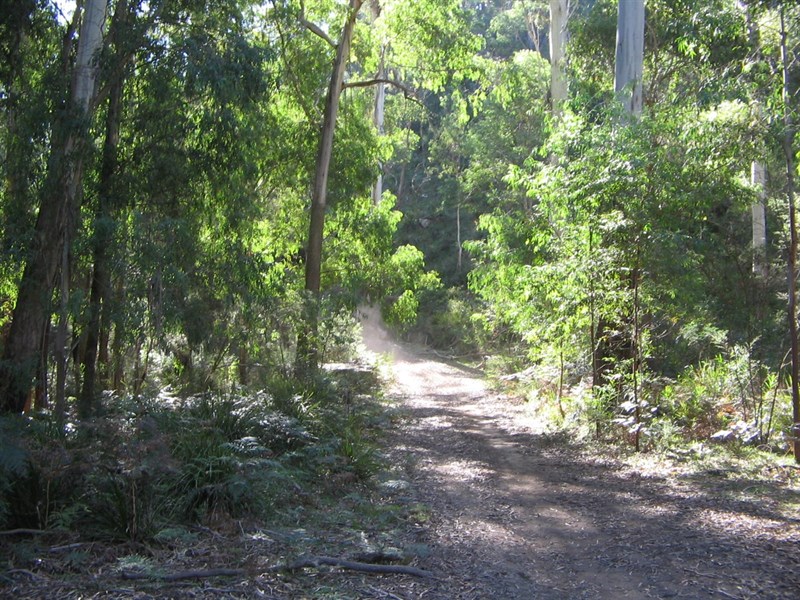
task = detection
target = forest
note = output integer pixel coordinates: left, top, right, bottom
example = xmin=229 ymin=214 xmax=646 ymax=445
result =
xmin=1 ymin=0 xmax=800 ymax=597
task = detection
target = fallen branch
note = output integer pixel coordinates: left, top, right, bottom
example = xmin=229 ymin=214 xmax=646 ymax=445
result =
xmin=5 ymin=568 xmax=49 ymax=581
xmin=0 ymin=528 xmax=50 ymax=536
xmin=272 ymin=555 xmax=434 ymax=578
xmin=121 ymin=568 xmax=246 ymax=582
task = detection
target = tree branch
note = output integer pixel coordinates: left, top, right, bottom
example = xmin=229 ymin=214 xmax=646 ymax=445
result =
xmin=343 ymin=78 xmax=422 ymax=106
xmin=301 ymin=18 xmax=336 ymax=48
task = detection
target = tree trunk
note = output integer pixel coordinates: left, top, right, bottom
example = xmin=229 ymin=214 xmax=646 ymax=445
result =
xmin=55 ymin=241 xmax=70 ymax=417
xmin=0 ymin=0 xmax=108 ymax=414
xmin=745 ymin=3 xmax=767 ymax=280
xmin=80 ymin=0 xmax=129 ymax=417
xmin=456 ymin=204 xmax=462 ymax=272
xmin=751 ymin=161 xmax=768 ymax=278
xmin=780 ymin=6 xmax=800 ymax=463
xmin=111 ymin=282 xmax=126 ymax=392
xmin=614 ymin=0 xmax=644 ymax=115
xmin=371 ymin=0 xmax=386 ymax=205
xmin=549 ymin=0 xmax=568 ymax=116
xmin=296 ymin=0 xmax=364 ymax=376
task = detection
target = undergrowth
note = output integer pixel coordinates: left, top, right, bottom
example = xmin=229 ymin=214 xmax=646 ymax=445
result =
xmin=496 ymin=343 xmax=797 ymax=461
xmin=0 ymin=366 xmax=386 ymax=543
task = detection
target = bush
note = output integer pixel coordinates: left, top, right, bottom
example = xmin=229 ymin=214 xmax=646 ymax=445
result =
xmin=404 ymin=287 xmax=492 ymax=359
xmin=0 ymin=360 xmax=387 ymax=540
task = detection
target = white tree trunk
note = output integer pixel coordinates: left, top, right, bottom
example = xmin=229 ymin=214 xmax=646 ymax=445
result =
xmin=549 ymin=0 xmax=568 ymax=116
xmin=371 ymin=0 xmax=386 ymax=205
xmin=614 ymin=0 xmax=644 ymax=115
xmin=751 ymin=161 xmax=768 ymax=277
xmin=73 ymin=0 xmax=107 ymax=111
xmin=456 ymin=204 xmax=462 ymax=271
xmin=305 ymin=0 xmax=364 ymax=295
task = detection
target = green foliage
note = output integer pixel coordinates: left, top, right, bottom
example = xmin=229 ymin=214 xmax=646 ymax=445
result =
xmin=380 ymin=0 xmax=484 ymax=92
xmin=406 ymin=286 xmax=491 ymax=358
xmin=380 ymin=245 xmax=442 ymax=330
xmin=0 ymin=363 xmax=386 ymax=536
xmin=0 ymin=417 xmax=30 ymax=525
xmin=0 ymin=415 xmax=77 ymax=530
xmin=469 ymin=102 xmax=764 ymax=374
xmin=659 ymin=345 xmax=793 ymax=450
xmin=335 ymin=414 xmax=381 ymax=481
xmin=384 ymin=289 xmax=419 ymax=331
xmin=85 ymin=470 xmax=175 ymax=542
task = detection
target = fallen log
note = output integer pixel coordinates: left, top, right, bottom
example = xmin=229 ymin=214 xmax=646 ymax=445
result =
xmin=272 ymin=555 xmax=434 ymax=578
xmin=121 ymin=568 xmax=246 ymax=581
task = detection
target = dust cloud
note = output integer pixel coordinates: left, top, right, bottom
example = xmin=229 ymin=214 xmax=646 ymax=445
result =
xmin=357 ymin=304 xmax=405 ymax=362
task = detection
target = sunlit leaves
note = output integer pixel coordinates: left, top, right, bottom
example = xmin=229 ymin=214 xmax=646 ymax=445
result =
xmin=468 ymin=100 xmax=760 ymax=369
xmin=379 ymin=0 xmax=484 ymax=92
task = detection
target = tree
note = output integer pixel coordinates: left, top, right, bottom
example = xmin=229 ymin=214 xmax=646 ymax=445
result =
xmin=294 ymin=0 xmax=365 ymax=376
xmin=292 ymin=0 xmax=482 ymax=375
xmin=778 ymin=4 xmax=800 ymax=462
xmin=79 ymin=0 xmax=134 ymax=417
xmin=0 ymin=0 xmax=108 ymax=414
xmin=549 ymin=0 xmax=569 ymax=115
xmin=743 ymin=2 xmax=768 ymax=278
xmin=614 ymin=0 xmax=644 ymax=114
xmin=371 ymin=0 xmax=387 ymax=205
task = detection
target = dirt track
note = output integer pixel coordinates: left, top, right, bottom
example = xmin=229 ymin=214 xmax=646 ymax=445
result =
xmin=360 ymin=307 xmax=800 ymax=600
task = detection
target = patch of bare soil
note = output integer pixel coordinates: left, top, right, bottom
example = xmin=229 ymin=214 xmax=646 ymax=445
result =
xmin=359 ymin=306 xmax=800 ymax=600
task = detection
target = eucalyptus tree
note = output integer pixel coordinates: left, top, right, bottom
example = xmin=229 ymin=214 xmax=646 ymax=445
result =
xmin=549 ymin=0 xmax=569 ymax=115
xmin=1 ymin=0 xmax=108 ymax=414
xmin=0 ymin=1 xmax=66 ymax=410
xmin=110 ymin=0 xmax=278 ymax=394
xmin=278 ymin=0 xmax=482 ymax=374
xmin=614 ymin=0 xmax=644 ymax=114
xmin=778 ymin=3 xmax=800 ymax=462
xmin=466 ymin=0 xmax=769 ymax=433
xmin=0 ymin=0 xmax=286 ymax=412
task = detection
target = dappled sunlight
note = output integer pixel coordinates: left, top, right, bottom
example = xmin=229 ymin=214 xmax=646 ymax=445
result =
xmin=429 ymin=458 xmax=491 ymax=483
xmin=378 ymin=330 xmax=800 ymax=599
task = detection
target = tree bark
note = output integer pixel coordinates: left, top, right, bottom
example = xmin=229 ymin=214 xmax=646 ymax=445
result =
xmin=614 ymin=0 xmax=644 ymax=115
xmin=549 ymin=0 xmax=568 ymax=116
xmin=371 ymin=0 xmax=386 ymax=205
xmin=54 ymin=241 xmax=70 ymax=417
xmin=745 ymin=2 xmax=767 ymax=279
xmin=780 ymin=5 xmax=800 ymax=463
xmin=80 ymin=0 xmax=129 ymax=417
xmin=296 ymin=0 xmax=364 ymax=376
xmin=0 ymin=0 xmax=108 ymax=414
xmin=1 ymin=3 xmax=33 ymax=237
xmin=751 ymin=161 xmax=768 ymax=278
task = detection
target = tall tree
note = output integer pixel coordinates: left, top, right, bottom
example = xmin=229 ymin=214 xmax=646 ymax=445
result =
xmin=79 ymin=0 xmax=132 ymax=417
xmin=294 ymin=0 xmax=481 ymax=374
xmin=0 ymin=0 xmax=108 ymax=414
xmin=295 ymin=0 xmax=365 ymax=376
xmin=779 ymin=4 xmax=800 ymax=462
xmin=614 ymin=0 xmax=644 ymax=114
xmin=549 ymin=0 xmax=569 ymax=115
xmin=743 ymin=1 xmax=768 ymax=278
xmin=371 ymin=0 xmax=387 ymax=205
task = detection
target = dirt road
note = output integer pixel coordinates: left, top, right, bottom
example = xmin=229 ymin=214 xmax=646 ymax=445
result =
xmin=360 ymin=308 xmax=800 ymax=600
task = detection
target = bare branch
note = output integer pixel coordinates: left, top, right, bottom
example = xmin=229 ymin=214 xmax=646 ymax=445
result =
xmin=344 ymin=77 xmax=412 ymax=94
xmin=344 ymin=77 xmax=425 ymax=108
xmin=301 ymin=18 xmax=336 ymax=48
